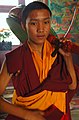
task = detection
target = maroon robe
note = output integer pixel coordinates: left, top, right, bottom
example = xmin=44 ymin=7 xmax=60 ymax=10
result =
xmin=5 ymin=41 xmax=79 ymax=120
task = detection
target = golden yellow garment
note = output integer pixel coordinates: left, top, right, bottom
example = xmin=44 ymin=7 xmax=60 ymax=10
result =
xmin=12 ymin=40 xmax=67 ymax=113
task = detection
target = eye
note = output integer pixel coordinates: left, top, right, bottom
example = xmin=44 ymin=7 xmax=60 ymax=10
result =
xmin=44 ymin=20 xmax=50 ymax=24
xmin=30 ymin=21 xmax=37 ymax=26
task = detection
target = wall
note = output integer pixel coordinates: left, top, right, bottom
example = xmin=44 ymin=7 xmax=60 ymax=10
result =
xmin=48 ymin=0 xmax=79 ymax=65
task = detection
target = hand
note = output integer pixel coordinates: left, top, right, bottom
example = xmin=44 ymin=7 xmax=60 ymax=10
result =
xmin=24 ymin=110 xmax=46 ymax=120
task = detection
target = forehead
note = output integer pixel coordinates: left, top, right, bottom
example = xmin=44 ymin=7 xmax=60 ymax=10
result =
xmin=27 ymin=9 xmax=51 ymax=20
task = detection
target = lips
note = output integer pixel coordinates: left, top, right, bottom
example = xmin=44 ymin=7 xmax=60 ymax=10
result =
xmin=37 ymin=35 xmax=45 ymax=38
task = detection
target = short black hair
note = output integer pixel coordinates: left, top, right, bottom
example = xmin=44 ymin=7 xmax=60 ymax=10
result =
xmin=21 ymin=1 xmax=52 ymax=27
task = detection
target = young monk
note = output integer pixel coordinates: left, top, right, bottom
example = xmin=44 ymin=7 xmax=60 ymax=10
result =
xmin=0 ymin=1 xmax=79 ymax=120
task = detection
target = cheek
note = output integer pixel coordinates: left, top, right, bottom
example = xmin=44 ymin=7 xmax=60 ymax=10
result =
xmin=28 ymin=27 xmax=36 ymax=37
xmin=26 ymin=24 xmax=36 ymax=35
xmin=45 ymin=23 xmax=51 ymax=30
xmin=45 ymin=25 xmax=51 ymax=33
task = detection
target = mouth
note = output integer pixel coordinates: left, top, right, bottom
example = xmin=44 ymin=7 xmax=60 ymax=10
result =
xmin=37 ymin=35 xmax=45 ymax=39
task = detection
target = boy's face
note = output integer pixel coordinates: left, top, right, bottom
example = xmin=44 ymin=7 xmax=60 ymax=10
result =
xmin=25 ymin=9 xmax=51 ymax=45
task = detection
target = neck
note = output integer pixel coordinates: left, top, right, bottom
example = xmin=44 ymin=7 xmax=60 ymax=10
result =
xmin=28 ymin=40 xmax=44 ymax=58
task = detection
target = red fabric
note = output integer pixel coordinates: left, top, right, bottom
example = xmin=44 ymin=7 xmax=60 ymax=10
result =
xmin=5 ymin=41 xmax=79 ymax=120
xmin=6 ymin=41 xmax=72 ymax=97
xmin=61 ymin=114 xmax=69 ymax=120
xmin=47 ymin=34 xmax=79 ymax=55
xmin=47 ymin=34 xmax=56 ymax=43
xmin=44 ymin=105 xmax=63 ymax=120
xmin=72 ymin=43 xmax=79 ymax=54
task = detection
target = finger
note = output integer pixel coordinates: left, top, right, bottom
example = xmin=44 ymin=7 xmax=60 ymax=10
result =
xmin=59 ymin=48 xmax=70 ymax=56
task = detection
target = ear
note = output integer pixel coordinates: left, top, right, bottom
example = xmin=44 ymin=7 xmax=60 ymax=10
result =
xmin=21 ymin=22 xmax=26 ymax=31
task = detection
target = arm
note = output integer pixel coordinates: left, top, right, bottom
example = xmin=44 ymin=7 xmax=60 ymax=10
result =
xmin=59 ymin=48 xmax=77 ymax=90
xmin=0 ymin=60 xmax=45 ymax=120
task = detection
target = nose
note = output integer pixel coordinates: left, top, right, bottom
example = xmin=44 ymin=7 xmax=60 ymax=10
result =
xmin=37 ymin=22 xmax=44 ymax=33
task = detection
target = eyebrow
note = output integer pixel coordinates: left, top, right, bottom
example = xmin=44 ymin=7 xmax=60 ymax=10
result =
xmin=30 ymin=17 xmax=51 ymax=21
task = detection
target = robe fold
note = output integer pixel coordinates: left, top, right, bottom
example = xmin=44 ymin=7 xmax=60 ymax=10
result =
xmin=5 ymin=40 xmax=79 ymax=120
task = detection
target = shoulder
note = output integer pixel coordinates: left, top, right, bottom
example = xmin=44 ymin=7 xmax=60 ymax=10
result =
xmin=6 ymin=44 xmax=24 ymax=57
xmin=5 ymin=43 xmax=26 ymax=74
